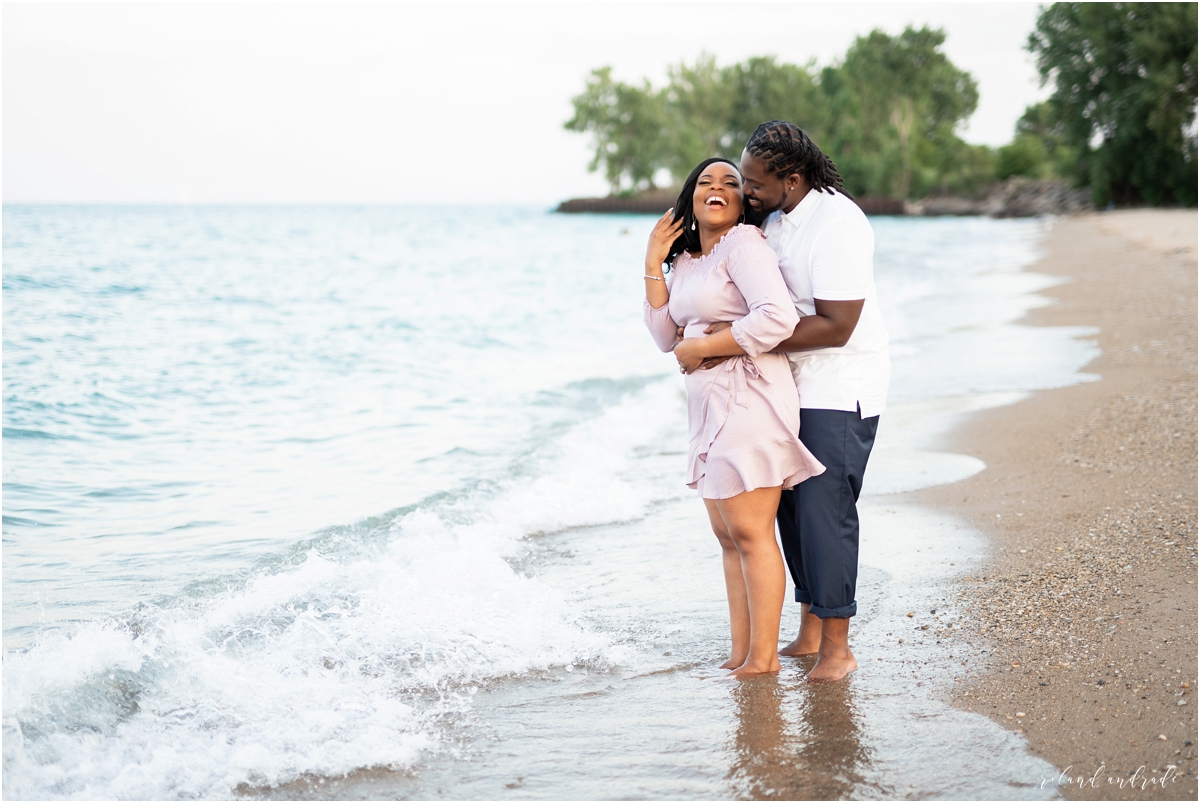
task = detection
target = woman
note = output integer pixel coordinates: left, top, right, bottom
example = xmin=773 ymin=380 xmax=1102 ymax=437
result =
xmin=643 ymin=157 xmax=824 ymax=678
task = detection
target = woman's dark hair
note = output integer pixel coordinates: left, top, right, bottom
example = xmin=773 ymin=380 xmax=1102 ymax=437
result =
xmin=665 ymin=157 xmax=743 ymax=267
xmin=745 ymin=120 xmax=851 ymax=199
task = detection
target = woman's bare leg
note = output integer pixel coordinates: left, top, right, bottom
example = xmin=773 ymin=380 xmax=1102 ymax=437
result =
xmin=705 ymin=499 xmax=750 ymax=669
xmin=714 ymin=486 xmax=785 ymax=678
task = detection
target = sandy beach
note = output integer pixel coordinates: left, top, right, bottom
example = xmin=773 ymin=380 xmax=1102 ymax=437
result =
xmin=915 ymin=209 xmax=1198 ymax=799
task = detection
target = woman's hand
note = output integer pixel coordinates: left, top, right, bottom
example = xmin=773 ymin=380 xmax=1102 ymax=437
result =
xmin=673 ymin=337 xmax=708 ymax=374
xmin=645 ymin=208 xmax=683 ymax=274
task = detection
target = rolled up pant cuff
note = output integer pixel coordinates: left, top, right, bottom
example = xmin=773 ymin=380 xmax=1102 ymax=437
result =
xmin=806 ymin=601 xmax=857 ymax=619
xmin=795 ymin=588 xmax=813 ymax=604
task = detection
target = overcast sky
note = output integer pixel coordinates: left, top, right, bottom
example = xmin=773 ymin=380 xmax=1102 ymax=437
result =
xmin=4 ymin=2 xmax=1050 ymax=204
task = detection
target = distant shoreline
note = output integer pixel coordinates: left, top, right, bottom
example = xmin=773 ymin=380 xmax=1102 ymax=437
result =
xmin=555 ymin=193 xmax=905 ymax=216
xmin=556 ymin=177 xmax=1097 ymax=218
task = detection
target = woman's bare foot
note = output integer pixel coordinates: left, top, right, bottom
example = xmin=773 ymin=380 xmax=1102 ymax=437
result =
xmin=778 ymin=606 xmax=822 ymax=656
xmin=726 ymin=657 xmax=781 ymax=678
xmin=719 ymin=654 xmax=748 ymax=669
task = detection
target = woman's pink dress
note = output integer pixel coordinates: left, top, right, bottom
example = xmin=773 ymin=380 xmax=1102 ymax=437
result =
xmin=644 ymin=225 xmax=825 ymax=499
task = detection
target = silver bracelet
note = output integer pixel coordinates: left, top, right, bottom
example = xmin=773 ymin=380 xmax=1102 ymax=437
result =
xmin=644 ymin=274 xmax=665 ymax=281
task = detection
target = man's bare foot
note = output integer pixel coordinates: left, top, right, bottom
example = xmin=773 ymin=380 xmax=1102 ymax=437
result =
xmin=779 ymin=606 xmax=822 ymax=656
xmin=726 ymin=657 xmax=781 ymax=678
xmin=806 ymin=619 xmax=854 ymax=681
xmin=778 ymin=634 xmax=820 ymax=657
xmin=805 ymin=650 xmax=857 ymax=683
xmin=804 ymin=615 xmax=856 ymax=682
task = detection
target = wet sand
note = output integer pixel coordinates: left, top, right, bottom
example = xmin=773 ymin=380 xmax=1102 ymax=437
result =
xmin=914 ymin=210 xmax=1198 ymax=799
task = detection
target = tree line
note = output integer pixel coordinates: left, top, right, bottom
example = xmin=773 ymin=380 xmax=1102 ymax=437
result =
xmin=565 ymin=4 xmax=1197 ymax=207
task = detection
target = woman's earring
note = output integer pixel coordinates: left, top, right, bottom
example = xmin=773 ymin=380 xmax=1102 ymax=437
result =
xmin=691 ymin=221 xmax=696 ymax=231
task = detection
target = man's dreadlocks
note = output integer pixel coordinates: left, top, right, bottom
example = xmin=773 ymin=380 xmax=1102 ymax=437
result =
xmin=745 ymin=121 xmax=850 ymax=198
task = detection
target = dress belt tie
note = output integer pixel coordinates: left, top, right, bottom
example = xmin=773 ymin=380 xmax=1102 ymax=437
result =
xmin=724 ymin=355 xmax=769 ymax=409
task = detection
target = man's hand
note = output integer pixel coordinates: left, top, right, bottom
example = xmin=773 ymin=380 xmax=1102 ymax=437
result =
xmin=698 ymin=322 xmax=735 ymax=370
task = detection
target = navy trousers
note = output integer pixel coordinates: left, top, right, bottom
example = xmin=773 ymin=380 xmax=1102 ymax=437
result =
xmin=776 ymin=407 xmax=879 ymax=619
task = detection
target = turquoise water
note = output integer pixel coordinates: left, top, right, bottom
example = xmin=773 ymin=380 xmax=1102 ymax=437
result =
xmin=3 ymin=206 xmax=1096 ymax=798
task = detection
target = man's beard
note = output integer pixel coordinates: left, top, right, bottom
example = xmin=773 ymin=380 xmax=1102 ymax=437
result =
xmin=742 ymin=204 xmax=771 ymax=229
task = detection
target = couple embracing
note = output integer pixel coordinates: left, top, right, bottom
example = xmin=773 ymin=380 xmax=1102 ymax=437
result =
xmin=643 ymin=121 xmax=889 ymax=682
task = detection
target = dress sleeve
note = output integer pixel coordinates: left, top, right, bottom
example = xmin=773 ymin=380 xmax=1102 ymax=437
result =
xmin=643 ymin=273 xmax=679 ymax=353
xmin=727 ymin=236 xmax=800 ymax=358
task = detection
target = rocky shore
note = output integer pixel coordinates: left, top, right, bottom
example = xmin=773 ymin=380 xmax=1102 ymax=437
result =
xmin=905 ymin=177 xmax=1095 ymax=218
xmin=914 ymin=210 xmax=1197 ymax=799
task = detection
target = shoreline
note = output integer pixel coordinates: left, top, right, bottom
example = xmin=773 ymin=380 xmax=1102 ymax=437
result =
xmin=909 ymin=210 xmax=1198 ymax=798
xmin=555 ymin=177 xmax=1091 ymax=218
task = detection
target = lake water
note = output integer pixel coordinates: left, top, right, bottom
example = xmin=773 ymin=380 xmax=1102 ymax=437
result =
xmin=3 ymin=206 xmax=1098 ymax=798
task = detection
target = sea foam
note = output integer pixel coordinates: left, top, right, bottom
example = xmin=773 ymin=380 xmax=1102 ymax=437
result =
xmin=3 ymin=379 xmax=682 ymax=799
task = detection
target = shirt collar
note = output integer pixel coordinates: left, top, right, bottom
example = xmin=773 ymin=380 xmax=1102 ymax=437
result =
xmin=779 ymin=187 xmax=822 ymax=228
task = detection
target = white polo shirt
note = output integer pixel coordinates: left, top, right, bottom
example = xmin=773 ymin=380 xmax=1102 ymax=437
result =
xmin=763 ymin=188 xmax=890 ymax=418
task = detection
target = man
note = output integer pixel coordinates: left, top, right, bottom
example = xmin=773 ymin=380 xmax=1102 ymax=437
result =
xmin=735 ymin=120 xmax=889 ymax=683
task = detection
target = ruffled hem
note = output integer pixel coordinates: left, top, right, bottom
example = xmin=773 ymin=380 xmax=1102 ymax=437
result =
xmin=688 ymin=439 xmax=824 ymax=499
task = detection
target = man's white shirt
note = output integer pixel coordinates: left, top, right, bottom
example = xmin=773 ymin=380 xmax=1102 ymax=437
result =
xmin=763 ymin=188 xmax=890 ymax=418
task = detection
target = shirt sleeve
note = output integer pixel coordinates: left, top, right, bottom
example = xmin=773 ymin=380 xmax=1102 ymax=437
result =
xmin=809 ymin=217 xmax=873 ymax=301
xmin=727 ymin=239 xmax=801 ymax=358
xmin=643 ymin=294 xmax=679 ymax=354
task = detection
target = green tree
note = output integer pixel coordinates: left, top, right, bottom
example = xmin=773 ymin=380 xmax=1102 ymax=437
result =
xmin=1011 ymin=100 xmax=1080 ymax=179
xmin=936 ymin=140 xmax=999 ymax=196
xmin=1028 ymin=2 xmax=1198 ymax=205
xmin=823 ymin=26 xmax=979 ymax=198
xmin=723 ymin=56 xmax=830 ymax=155
xmin=564 ymin=67 xmax=670 ymax=194
xmin=996 ymin=134 xmax=1050 ymax=180
xmin=661 ymin=55 xmax=734 ymax=179
xmin=993 ymin=101 xmax=1077 ymax=181
xmin=661 ymin=55 xmax=831 ymax=177
xmin=564 ymin=35 xmax=986 ymax=199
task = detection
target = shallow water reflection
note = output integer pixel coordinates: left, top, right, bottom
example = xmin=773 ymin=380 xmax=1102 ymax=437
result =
xmin=728 ymin=675 xmax=868 ymax=799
